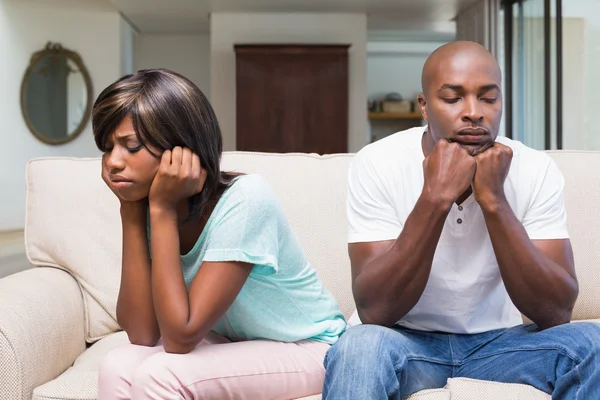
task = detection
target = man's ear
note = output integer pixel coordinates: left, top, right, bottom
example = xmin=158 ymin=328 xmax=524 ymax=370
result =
xmin=417 ymin=93 xmax=428 ymax=121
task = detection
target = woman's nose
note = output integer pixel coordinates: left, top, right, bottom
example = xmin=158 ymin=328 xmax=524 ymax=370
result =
xmin=104 ymin=148 xmax=126 ymax=171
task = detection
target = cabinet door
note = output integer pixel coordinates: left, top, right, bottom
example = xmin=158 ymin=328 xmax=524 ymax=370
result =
xmin=235 ymin=45 xmax=348 ymax=154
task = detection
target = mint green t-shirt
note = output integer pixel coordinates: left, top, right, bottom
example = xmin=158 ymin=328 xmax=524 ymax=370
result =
xmin=150 ymin=174 xmax=346 ymax=344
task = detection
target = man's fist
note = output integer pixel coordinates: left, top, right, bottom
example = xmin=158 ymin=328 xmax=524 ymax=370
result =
xmin=472 ymin=142 xmax=513 ymax=209
xmin=423 ymin=139 xmax=477 ymax=207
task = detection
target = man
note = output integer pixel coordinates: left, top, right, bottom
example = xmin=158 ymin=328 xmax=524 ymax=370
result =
xmin=322 ymin=41 xmax=599 ymax=399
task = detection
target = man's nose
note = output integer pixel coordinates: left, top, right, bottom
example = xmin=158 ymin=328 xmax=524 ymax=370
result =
xmin=462 ymin=96 xmax=484 ymax=123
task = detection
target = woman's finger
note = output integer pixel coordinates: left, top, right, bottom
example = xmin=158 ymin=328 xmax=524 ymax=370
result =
xmin=171 ymin=146 xmax=183 ymax=166
xmin=191 ymin=153 xmax=201 ymax=177
xmin=181 ymin=147 xmax=192 ymax=172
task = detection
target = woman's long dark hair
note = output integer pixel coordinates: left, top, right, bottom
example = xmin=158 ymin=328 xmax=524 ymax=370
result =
xmin=92 ymin=68 xmax=238 ymax=221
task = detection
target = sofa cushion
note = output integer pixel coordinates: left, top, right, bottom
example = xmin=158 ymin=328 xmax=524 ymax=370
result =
xmin=26 ymin=157 xmax=122 ymax=342
xmin=220 ymin=152 xmax=355 ymax=318
xmin=546 ymin=151 xmax=600 ymax=320
xmin=32 ymin=331 xmax=129 ymax=400
xmin=445 ymin=378 xmax=550 ymax=399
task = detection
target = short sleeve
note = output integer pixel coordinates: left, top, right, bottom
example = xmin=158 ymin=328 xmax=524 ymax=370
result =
xmin=522 ymin=156 xmax=570 ymax=240
xmin=202 ymin=177 xmax=279 ymax=276
xmin=347 ymin=151 xmax=402 ymax=243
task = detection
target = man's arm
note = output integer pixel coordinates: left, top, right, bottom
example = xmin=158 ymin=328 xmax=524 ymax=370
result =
xmin=351 ymin=193 xmax=451 ymax=327
xmin=473 ymin=143 xmax=578 ymax=329
xmin=350 ymin=140 xmax=476 ymax=327
xmin=481 ymin=202 xmax=578 ymax=329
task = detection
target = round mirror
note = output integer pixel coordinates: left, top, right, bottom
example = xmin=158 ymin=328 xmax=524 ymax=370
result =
xmin=20 ymin=42 xmax=93 ymax=145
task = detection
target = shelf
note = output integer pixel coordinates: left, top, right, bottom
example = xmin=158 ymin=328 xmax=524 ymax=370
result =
xmin=368 ymin=112 xmax=423 ymax=120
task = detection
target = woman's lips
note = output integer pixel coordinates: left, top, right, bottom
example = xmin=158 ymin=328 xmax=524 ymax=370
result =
xmin=110 ymin=180 xmax=134 ymax=190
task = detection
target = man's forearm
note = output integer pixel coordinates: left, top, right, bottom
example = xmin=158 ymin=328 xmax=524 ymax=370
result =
xmin=481 ymin=200 xmax=578 ymax=329
xmin=353 ymin=192 xmax=451 ymax=326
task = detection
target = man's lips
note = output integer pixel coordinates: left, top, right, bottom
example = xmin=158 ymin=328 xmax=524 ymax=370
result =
xmin=456 ymin=129 xmax=489 ymax=144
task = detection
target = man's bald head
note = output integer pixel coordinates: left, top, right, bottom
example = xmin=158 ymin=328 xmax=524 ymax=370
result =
xmin=421 ymin=41 xmax=501 ymax=95
xmin=417 ymin=40 xmax=503 ymax=157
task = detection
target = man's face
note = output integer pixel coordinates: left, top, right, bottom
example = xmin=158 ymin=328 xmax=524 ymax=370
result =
xmin=418 ymin=52 xmax=503 ymax=156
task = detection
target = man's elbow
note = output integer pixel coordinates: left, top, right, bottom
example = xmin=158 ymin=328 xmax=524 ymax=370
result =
xmin=535 ymin=309 xmax=573 ymax=331
xmin=357 ymin=306 xmax=399 ymax=328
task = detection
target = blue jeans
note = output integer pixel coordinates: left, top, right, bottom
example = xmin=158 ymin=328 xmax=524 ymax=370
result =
xmin=322 ymin=322 xmax=600 ymax=399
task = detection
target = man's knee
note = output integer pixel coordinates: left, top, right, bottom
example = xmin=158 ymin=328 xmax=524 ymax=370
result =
xmin=568 ymin=322 xmax=600 ymax=358
xmin=545 ymin=322 xmax=600 ymax=361
xmin=325 ymin=324 xmax=404 ymax=368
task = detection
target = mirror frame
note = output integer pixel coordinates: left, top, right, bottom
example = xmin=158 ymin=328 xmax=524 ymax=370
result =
xmin=20 ymin=42 xmax=94 ymax=145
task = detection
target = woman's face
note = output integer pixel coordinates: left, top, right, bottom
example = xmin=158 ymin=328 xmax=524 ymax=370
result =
xmin=102 ymin=116 xmax=161 ymax=202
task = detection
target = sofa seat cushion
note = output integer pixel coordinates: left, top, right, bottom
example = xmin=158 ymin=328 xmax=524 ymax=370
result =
xmin=446 ymin=378 xmax=550 ymax=399
xmin=32 ymin=331 xmax=129 ymax=400
xmin=31 ymin=327 xmax=574 ymax=400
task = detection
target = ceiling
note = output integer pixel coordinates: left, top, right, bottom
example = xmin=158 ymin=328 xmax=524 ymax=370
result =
xmin=108 ymin=0 xmax=481 ymax=34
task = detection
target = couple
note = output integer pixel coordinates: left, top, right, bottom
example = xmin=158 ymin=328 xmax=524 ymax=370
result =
xmin=97 ymin=41 xmax=599 ymax=400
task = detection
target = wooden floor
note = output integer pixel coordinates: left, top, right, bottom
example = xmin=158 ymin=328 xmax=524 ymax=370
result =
xmin=0 ymin=230 xmax=30 ymax=279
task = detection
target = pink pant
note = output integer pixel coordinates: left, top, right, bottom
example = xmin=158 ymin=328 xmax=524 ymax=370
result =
xmin=98 ymin=331 xmax=330 ymax=400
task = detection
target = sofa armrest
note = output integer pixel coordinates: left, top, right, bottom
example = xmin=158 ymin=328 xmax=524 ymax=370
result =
xmin=0 ymin=267 xmax=86 ymax=400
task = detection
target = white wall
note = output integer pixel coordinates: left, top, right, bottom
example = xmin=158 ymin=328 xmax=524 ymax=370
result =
xmin=135 ymin=34 xmax=211 ymax=97
xmin=120 ymin=16 xmax=136 ymax=76
xmin=367 ymin=41 xmax=447 ymax=103
xmin=367 ymin=41 xmax=447 ymax=141
xmin=0 ymin=0 xmax=127 ymax=231
xmin=210 ymin=12 xmax=368 ymax=153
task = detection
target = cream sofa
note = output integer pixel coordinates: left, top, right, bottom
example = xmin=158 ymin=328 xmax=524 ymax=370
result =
xmin=1 ymin=150 xmax=599 ymax=400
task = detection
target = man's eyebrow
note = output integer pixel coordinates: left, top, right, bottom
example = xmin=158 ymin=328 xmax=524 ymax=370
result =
xmin=480 ymin=84 xmax=501 ymax=92
xmin=437 ymin=83 xmax=500 ymax=92
xmin=438 ymin=84 xmax=464 ymax=92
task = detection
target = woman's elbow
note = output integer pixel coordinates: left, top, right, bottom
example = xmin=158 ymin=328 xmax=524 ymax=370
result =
xmin=162 ymin=337 xmax=196 ymax=354
xmin=126 ymin=331 xmax=160 ymax=347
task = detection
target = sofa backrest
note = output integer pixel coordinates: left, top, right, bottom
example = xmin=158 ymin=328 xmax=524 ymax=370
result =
xmin=24 ymin=152 xmax=355 ymax=342
xmin=24 ymin=150 xmax=600 ymax=342
xmin=545 ymin=151 xmax=600 ymax=321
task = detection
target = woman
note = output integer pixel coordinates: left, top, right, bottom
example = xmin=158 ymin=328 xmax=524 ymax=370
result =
xmin=95 ymin=69 xmax=346 ymax=400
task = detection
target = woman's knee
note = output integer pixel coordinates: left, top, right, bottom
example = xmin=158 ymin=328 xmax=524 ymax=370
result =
xmin=98 ymin=343 xmax=162 ymax=400
xmin=130 ymin=353 xmax=186 ymax=399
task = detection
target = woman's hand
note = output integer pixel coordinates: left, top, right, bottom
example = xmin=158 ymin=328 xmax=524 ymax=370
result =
xmin=148 ymin=147 xmax=206 ymax=212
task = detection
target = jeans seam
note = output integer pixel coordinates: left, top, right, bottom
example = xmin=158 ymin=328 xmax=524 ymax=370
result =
xmin=448 ymin=334 xmax=456 ymax=377
xmin=462 ymin=345 xmax=583 ymax=365
xmin=393 ymin=356 xmax=455 ymax=372
xmin=573 ymin=364 xmax=582 ymax=399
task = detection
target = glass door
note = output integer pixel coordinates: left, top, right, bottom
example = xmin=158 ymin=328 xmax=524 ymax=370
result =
xmin=502 ymin=0 xmax=562 ymax=150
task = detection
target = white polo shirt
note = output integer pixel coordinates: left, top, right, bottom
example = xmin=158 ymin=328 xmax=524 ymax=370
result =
xmin=348 ymin=126 xmax=569 ymax=334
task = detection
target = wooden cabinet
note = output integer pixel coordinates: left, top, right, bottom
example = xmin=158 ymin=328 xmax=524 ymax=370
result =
xmin=234 ymin=44 xmax=350 ymax=154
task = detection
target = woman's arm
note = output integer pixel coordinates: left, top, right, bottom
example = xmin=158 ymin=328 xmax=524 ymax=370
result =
xmin=149 ymin=206 xmax=252 ymax=354
xmin=116 ymin=202 xmax=161 ymax=346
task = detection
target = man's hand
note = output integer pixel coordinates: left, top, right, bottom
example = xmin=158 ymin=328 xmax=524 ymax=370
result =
xmin=148 ymin=147 xmax=207 ymax=212
xmin=423 ymin=139 xmax=477 ymax=206
xmin=472 ymin=142 xmax=513 ymax=210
